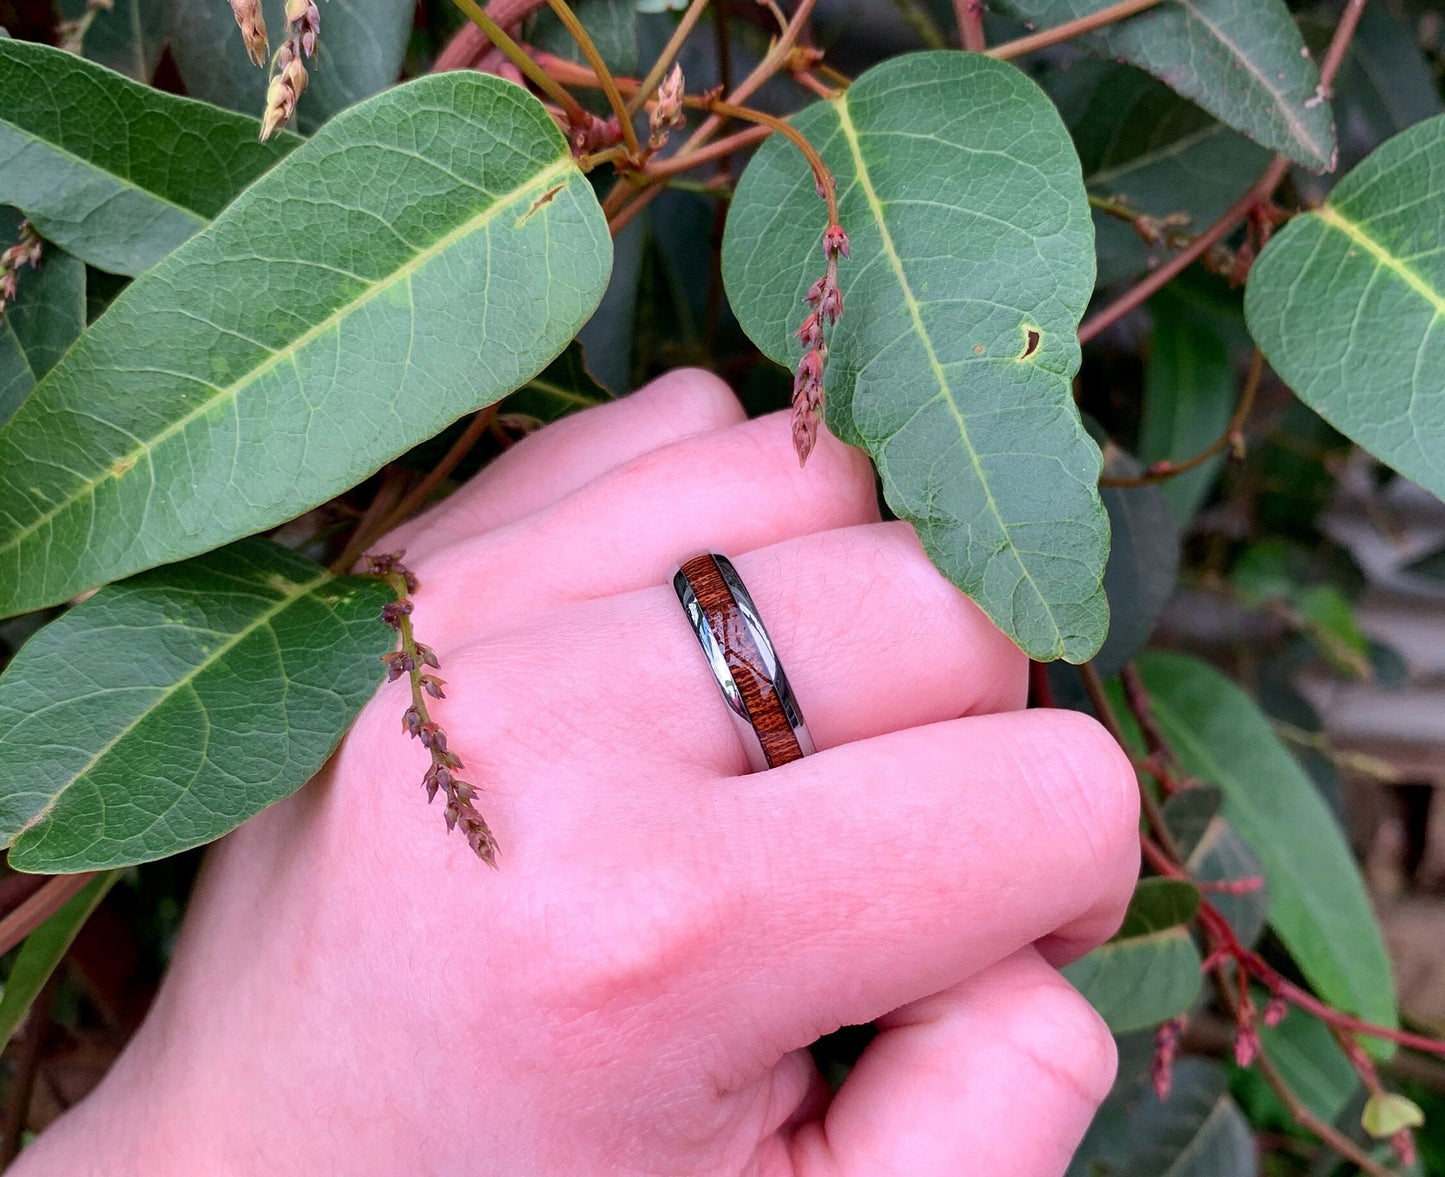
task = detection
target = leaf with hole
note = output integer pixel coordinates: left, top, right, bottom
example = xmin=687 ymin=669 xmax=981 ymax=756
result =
xmin=994 ymin=0 xmax=1334 ymax=169
xmin=0 ymin=39 xmax=299 ymax=276
xmin=0 ymin=871 xmax=121 ymax=1049
xmin=168 ymin=0 xmax=414 ymax=135
xmin=723 ymin=52 xmax=1107 ymax=662
xmin=1063 ymin=877 xmax=1202 ymax=1034
xmin=1134 ymin=651 xmax=1396 ymax=1032
xmin=0 ymin=72 xmax=612 ymax=619
xmin=0 ymin=540 xmax=393 ymax=872
xmin=1067 ymin=1058 xmax=1258 ymax=1177
xmin=0 ymin=210 xmax=86 ymax=428
xmin=1246 ymin=114 xmax=1445 ymax=501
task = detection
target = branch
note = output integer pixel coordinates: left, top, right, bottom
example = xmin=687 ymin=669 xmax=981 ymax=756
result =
xmin=1100 ymin=350 xmax=1264 ymax=487
xmin=986 ymin=0 xmax=1162 ymax=61
xmin=543 ymin=0 xmax=641 ymax=156
xmin=954 ymin=0 xmax=984 ymax=51
xmin=626 ymin=0 xmax=710 ymax=116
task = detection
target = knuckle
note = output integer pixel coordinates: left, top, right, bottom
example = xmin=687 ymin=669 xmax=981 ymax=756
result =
xmin=1020 ymin=980 xmax=1119 ymax=1108
xmin=639 ymin=367 xmax=746 ymax=431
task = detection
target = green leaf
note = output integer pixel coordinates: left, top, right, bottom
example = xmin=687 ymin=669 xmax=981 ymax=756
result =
xmin=1256 ymin=1004 xmax=1360 ymax=1125
xmin=0 ymin=540 xmax=392 ymax=872
xmin=1050 ymin=61 xmax=1272 ymax=287
xmin=1138 ymin=291 xmax=1236 ymax=526
xmin=0 ymin=72 xmax=612 ymax=619
xmin=994 ymin=0 xmax=1334 ymax=169
xmin=1063 ymin=877 xmax=1202 ymax=1034
xmin=1094 ymin=438 xmax=1179 ymax=676
xmin=0 ymin=871 xmax=121 ymax=1048
xmin=1134 ymin=651 xmax=1397 ymax=1030
xmin=0 ymin=39 xmax=300 ymax=276
xmin=530 ymin=0 xmax=638 ymax=79
xmin=0 ymin=211 xmax=86 ymax=428
xmin=168 ymin=0 xmax=414 ymax=135
xmin=60 ymin=0 xmax=166 ymax=81
xmin=1246 ymin=114 xmax=1445 ymax=501
xmin=1067 ymin=1058 xmax=1258 ymax=1177
xmin=1363 ymin=1091 xmax=1426 ymax=1138
xmin=722 ymin=52 xmax=1108 ymax=662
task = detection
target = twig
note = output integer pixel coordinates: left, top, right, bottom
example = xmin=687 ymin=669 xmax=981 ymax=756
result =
xmin=0 ymin=874 xmax=98 ymax=957
xmin=449 ymin=0 xmax=592 ymax=126
xmin=372 ymin=407 xmax=499 ymax=539
xmin=643 ymin=124 xmax=774 ymax=178
xmin=1101 ymin=350 xmax=1264 ymax=486
xmin=954 ymin=0 xmax=984 ymax=50
xmin=330 ymin=465 xmax=411 ymax=574
xmin=543 ymin=0 xmax=641 ymax=156
xmin=707 ymin=99 xmax=838 ymax=223
xmin=986 ymin=0 xmax=1162 ymax=60
xmin=0 ymin=973 xmax=57 ymax=1168
xmin=626 ymin=0 xmax=711 ymax=116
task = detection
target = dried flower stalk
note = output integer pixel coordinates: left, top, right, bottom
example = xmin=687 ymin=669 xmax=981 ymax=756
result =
xmin=365 ymin=552 xmax=499 ymax=866
xmin=0 ymin=221 xmax=42 ymax=318
xmin=230 ymin=0 xmax=271 ymax=65
xmin=56 ymin=0 xmax=113 ymax=54
xmin=261 ymin=0 xmax=321 ymax=140
xmin=792 ymin=223 xmax=848 ymax=465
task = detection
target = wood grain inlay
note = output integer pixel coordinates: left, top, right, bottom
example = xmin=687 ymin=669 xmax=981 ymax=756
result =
xmin=679 ymin=554 xmax=804 ymax=769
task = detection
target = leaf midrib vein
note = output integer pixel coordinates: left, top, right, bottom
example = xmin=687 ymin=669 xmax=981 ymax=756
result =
xmin=1315 ymin=204 xmax=1445 ymax=319
xmin=0 ymin=154 xmax=575 ymax=561
xmin=7 ymin=566 xmax=333 ymax=846
xmin=830 ymin=98 xmax=1058 ymax=642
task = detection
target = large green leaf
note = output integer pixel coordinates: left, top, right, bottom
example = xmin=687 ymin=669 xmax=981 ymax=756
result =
xmin=168 ymin=0 xmax=414 ymax=135
xmin=993 ymin=0 xmax=1334 ymax=170
xmin=1135 ymin=651 xmax=1396 ymax=1029
xmin=723 ymin=52 xmax=1107 ymax=662
xmin=0 ymin=870 xmax=121 ymax=1048
xmin=0 ymin=39 xmax=299 ymax=276
xmin=1138 ymin=290 xmax=1236 ymax=526
xmin=1246 ymin=115 xmax=1445 ymax=501
xmin=0 ymin=211 xmax=86 ymax=427
xmin=60 ymin=0 xmax=166 ymax=81
xmin=0 ymin=72 xmax=611 ymax=619
xmin=0 ymin=540 xmax=392 ymax=872
xmin=1063 ymin=877 xmax=1202 ymax=1034
xmin=1050 ymin=61 xmax=1271 ymax=287
xmin=1067 ymin=1058 xmax=1258 ymax=1177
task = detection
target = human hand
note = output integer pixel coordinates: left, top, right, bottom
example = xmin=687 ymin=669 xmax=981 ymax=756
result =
xmin=12 ymin=369 xmax=1138 ymax=1177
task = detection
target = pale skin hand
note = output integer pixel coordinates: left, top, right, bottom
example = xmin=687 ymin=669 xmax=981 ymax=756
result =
xmin=12 ymin=369 xmax=1139 ymax=1177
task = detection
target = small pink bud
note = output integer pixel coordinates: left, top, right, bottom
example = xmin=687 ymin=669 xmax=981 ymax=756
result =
xmin=823 ymin=224 xmax=849 ymax=260
xmin=1234 ymin=1023 xmax=1259 ymax=1068
xmin=1262 ymin=992 xmax=1287 ymax=1027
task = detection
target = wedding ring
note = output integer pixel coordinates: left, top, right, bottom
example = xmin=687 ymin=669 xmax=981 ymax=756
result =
xmin=672 ymin=553 xmax=814 ymax=771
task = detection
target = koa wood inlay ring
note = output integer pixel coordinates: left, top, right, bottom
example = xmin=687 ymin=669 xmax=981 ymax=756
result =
xmin=672 ymin=553 xmax=815 ymax=772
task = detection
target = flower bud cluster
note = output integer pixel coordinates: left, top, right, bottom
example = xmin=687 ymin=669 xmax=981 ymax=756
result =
xmin=791 ymin=224 xmax=848 ymax=465
xmin=648 ymin=65 xmax=685 ymax=152
xmin=0 ymin=221 xmax=42 ymax=315
xmin=365 ymin=551 xmax=499 ymax=865
xmin=260 ymin=0 xmax=322 ymax=141
xmin=229 ymin=0 xmax=270 ymax=65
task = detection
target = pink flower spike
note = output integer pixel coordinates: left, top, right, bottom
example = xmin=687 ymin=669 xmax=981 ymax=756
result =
xmin=823 ymin=224 xmax=850 ymax=260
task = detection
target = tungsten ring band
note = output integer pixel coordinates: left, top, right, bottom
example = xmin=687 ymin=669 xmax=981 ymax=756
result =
xmin=672 ymin=553 xmax=815 ymax=772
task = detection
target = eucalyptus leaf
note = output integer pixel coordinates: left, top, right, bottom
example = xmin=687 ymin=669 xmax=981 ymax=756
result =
xmin=1067 ymin=1058 xmax=1258 ymax=1177
xmin=723 ymin=52 xmax=1108 ymax=662
xmin=1139 ymin=291 xmax=1236 ymax=526
xmin=1063 ymin=877 xmax=1202 ymax=1034
xmin=59 ymin=0 xmax=166 ymax=81
xmin=0 ymin=871 xmax=121 ymax=1048
xmin=0 ymin=73 xmax=612 ymax=619
xmin=168 ymin=0 xmax=413 ymax=135
xmin=0 ymin=210 xmax=86 ymax=427
xmin=1246 ymin=115 xmax=1445 ymax=501
xmin=1050 ymin=61 xmax=1271 ymax=287
xmin=1135 ymin=651 xmax=1396 ymax=1031
xmin=993 ymin=0 xmax=1334 ymax=169
xmin=0 ymin=39 xmax=300 ymax=276
xmin=0 ymin=540 xmax=393 ymax=872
